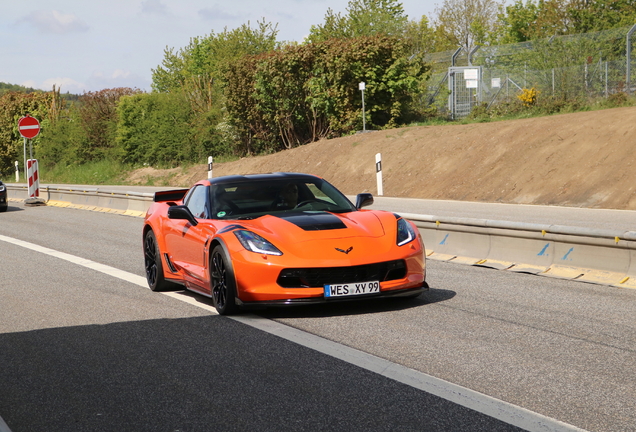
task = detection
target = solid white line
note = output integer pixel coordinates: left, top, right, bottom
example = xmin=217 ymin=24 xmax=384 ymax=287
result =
xmin=0 ymin=234 xmax=216 ymax=314
xmin=0 ymin=234 xmax=586 ymax=431
xmin=0 ymin=415 xmax=11 ymax=432
xmin=231 ymin=314 xmax=588 ymax=432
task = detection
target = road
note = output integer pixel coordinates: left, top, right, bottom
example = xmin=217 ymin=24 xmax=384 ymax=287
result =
xmin=1 ymin=200 xmax=635 ymax=431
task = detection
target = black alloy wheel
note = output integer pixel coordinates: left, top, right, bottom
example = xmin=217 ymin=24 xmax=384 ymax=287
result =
xmin=210 ymin=245 xmax=238 ymax=315
xmin=144 ymin=230 xmax=178 ymax=291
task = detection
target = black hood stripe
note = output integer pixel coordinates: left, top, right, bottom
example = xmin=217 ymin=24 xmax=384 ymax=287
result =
xmin=276 ymin=212 xmax=347 ymax=231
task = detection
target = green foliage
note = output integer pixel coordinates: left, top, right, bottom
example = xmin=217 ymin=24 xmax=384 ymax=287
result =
xmin=151 ymin=19 xmax=279 ymax=102
xmin=224 ymin=35 xmax=429 ymax=155
xmin=307 ymin=36 xmax=428 ymax=132
xmin=403 ymin=16 xmax=437 ymax=55
xmin=78 ymin=88 xmax=142 ymax=161
xmin=37 ymin=106 xmax=88 ymax=169
xmin=0 ymin=91 xmax=58 ymax=174
xmin=432 ymin=0 xmax=504 ymax=53
xmin=0 ymin=82 xmax=40 ymax=96
xmin=223 ymin=54 xmax=273 ymax=155
xmin=308 ymin=0 xmax=409 ymax=43
xmin=37 ymin=87 xmax=141 ymax=170
xmin=40 ymin=159 xmax=129 ymax=185
xmin=115 ymin=92 xmax=217 ymax=167
xmin=254 ymin=45 xmax=321 ymax=149
xmin=150 ymin=20 xmax=280 ymax=158
xmin=494 ymin=0 xmax=636 ymax=44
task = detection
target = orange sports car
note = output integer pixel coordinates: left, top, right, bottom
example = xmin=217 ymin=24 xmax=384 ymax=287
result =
xmin=143 ymin=173 xmax=427 ymax=314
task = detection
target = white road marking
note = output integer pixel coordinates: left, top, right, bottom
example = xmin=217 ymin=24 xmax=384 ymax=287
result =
xmin=0 ymin=234 xmax=217 ymax=314
xmin=0 ymin=415 xmax=10 ymax=432
xmin=0 ymin=234 xmax=147 ymax=287
xmin=0 ymin=234 xmax=586 ymax=432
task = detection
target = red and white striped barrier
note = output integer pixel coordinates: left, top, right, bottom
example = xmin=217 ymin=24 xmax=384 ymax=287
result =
xmin=27 ymin=159 xmax=40 ymax=198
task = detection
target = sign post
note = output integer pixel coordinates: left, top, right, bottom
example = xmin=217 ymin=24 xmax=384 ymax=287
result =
xmin=359 ymin=82 xmax=366 ymax=132
xmin=18 ymin=115 xmax=44 ymax=205
xmin=18 ymin=115 xmax=41 ymax=182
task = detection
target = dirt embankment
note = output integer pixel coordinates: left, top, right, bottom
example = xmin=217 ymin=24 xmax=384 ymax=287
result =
xmin=126 ymin=106 xmax=636 ymax=210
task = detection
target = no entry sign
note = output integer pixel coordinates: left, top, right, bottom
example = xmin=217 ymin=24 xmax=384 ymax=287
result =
xmin=18 ymin=115 xmax=41 ymax=139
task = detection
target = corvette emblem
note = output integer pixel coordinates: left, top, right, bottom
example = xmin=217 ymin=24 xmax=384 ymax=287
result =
xmin=336 ymin=247 xmax=353 ymax=254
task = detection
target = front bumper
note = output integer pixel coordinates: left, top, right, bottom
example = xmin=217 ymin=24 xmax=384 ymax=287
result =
xmin=235 ymin=282 xmax=429 ymax=307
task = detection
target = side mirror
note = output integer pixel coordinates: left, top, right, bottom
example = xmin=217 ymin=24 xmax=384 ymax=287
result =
xmin=355 ymin=193 xmax=374 ymax=210
xmin=168 ymin=205 xmax=198 ymax=226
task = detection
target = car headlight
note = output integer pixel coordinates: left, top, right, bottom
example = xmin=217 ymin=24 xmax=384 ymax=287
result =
xmin=397 ymin=218 xmax=417 ymax=246
xmin=0 ymin=185 xmax=5 ymax=192
xmin=234 ymin=230 xmax=283 ymax=256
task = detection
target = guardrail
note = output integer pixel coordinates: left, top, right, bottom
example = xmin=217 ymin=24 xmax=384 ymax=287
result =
xmin=7 ymin=184 xmax=154 ymax=217
xmin=7 ymin=185 xmax=636 ymax=289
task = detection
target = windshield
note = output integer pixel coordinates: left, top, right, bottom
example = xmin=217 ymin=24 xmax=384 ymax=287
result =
xmin=209 ymin=178 xmax=356 ymax=219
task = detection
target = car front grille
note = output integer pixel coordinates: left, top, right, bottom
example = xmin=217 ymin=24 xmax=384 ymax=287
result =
xmin=277 ymin=260 xmax=407 ymax=288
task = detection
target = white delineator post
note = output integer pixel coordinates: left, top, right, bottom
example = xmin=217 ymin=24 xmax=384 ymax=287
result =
xmin=375 ymin=153 xmax=383 ymax=196
xmin=15 ymin=161 xmax=19 ymax=183
xmin=208 ymin=156 xmax=213 ymax=178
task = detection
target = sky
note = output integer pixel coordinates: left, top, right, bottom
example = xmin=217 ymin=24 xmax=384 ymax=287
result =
xmin=1 ymin=0 xmax=441 ymax=94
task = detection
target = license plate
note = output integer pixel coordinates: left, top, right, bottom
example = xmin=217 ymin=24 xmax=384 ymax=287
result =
xmin=324 ymin=281 xmax=380 ymax=298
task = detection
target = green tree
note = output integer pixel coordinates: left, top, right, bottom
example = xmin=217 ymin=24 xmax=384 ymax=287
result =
xmin=150 ymin=20 xmax=279 ymax=158
xmin=116 ymin=92 xmax=204 ymax=167
xmin=404 ymin=15 xmax=439 ymax=55
xmin=495 ymin=0 xmax=636 ymax=43
xmin=37 ymin=105 xmax=88 ymax=169
xmin=432 ymin=0 xmax=504 ymax=52
xmin=151 ymin=19 xmax=279 ymax=105
xmin=308 ymin=0 xmax=409 ymax=42
xmin=0 ymin=90 xmax=59 ymax=174
xmin=78 ymin=88 xmax=142 ymax=161
xmin=224 ymin=35 xmax=429 ymax=155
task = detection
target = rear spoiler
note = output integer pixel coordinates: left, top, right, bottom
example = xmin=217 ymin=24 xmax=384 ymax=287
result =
xmin=153 ymin=189 xmax=189 ymax=203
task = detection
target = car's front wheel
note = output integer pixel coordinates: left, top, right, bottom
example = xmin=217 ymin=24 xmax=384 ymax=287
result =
xmin=210 ymin=245 xmax=238 ymax=315
xmin=144 ymin=230 xmax=179 ymax=292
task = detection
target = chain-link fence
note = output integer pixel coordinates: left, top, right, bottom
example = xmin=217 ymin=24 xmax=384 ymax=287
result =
xmin=424 ymin=24 xmax=636 ymax=119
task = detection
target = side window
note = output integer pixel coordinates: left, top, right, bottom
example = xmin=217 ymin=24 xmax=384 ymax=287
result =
xmin=185 ymin=185 xmax=208 ymax=219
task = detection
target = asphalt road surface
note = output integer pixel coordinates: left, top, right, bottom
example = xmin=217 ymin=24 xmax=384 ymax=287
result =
xmin=1 ymin=201 xmax=635 ymax=431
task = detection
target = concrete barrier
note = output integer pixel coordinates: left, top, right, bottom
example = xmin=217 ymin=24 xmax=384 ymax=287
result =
xmin=402 ymin=212 xmax=636 ymax=290
xmin=7 ymin=185 xmax=636 ymax=290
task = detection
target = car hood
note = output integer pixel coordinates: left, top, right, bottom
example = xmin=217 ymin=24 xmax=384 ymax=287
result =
xmin=234 ymin=210 xmax=400 ymax=262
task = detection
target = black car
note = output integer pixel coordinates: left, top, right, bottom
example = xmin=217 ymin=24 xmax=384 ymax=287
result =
xmin=0 ymin=180 xmax=7 ymax=212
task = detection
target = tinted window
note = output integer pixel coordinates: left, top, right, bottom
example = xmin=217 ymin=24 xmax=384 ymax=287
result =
xmin=185 ymin=185 xmax=208 ymax=218
xmin=209 ymin=178 xmax=355 ymax=220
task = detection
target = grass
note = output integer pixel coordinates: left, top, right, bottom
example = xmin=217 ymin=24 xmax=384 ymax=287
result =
xmin=30 ymin=160 xmax=131 ymax=185
xmin=0 ymin=161 xmax=165 ymax=185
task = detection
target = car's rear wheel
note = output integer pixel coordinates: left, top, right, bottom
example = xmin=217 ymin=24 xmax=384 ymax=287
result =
xmin=210 ymin=245 xmax=238 ymax=315
xmin=144 ymin=230 xmax=179 ymax=292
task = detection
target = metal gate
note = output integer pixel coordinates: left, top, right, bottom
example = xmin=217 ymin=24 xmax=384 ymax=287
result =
xmin=448 ymin=66 xmax=483 ymax=119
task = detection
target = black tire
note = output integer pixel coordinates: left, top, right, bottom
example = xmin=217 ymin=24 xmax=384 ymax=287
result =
xmin=210 ymin=245 xmax=238 ymax=315
xmin=144 ymin=230 xmax=179 ymax=292
xmin=0 ymin=205 xmax=7 ymax=213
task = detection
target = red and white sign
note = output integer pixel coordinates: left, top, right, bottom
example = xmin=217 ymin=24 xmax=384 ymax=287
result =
xmin=18 ymin=115 xmax=41 ymax=139
xmin=27 ymin=159 xmax=40 ymax=198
